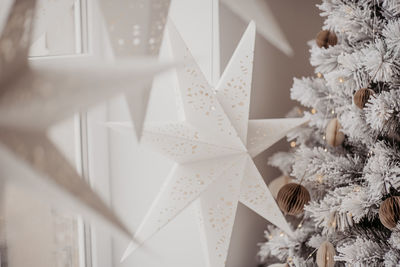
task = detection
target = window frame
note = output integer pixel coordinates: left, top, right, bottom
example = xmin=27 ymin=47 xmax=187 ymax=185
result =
xmin=28 ymin=0 xmax=114 ymax=266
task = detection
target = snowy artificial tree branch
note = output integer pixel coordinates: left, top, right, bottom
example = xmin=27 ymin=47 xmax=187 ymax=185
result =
xmin=259 ymin=0 xmax=400 ymax=266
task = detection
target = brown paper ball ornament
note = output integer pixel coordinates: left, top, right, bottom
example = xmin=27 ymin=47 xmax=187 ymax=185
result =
xmin=277 ymin=183 xmax=310 ymax=215
xmin=269 ymin=175 xmax=293 ymax=199
xmin=325 ymin=118 xmax=345 ymax=147
xmin=379 ymin=196 xmax=400 ymax=229
xmin=316 ymin=241 xmax=335 ymax=267
xmin=316 ymin=30 xmax=338 ymax=48
xmin=353 ymin=88 xmax=374 ymax=109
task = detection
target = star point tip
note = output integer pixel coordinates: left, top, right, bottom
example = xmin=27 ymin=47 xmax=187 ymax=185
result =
xmin=249 ymin=20 xmax=256 ymax=28
xmin=133 ymin=122 xmax=144 ymax=141
xmin=120 ymin=241 xmax=138 ymax=262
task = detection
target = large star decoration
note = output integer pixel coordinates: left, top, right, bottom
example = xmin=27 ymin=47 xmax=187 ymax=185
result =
xmin=220 ymin=0 xmax=293 ymax=56
xmin=0 ymin=0 xmax=174 ymax=239
xmin=113 ymin=21 xmax=307 ymax=266
xmin=98 ymin=0 xmax=171 ymax=139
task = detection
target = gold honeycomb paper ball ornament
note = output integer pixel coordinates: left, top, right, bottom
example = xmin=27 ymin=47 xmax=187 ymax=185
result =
xmin=379 ymin=196 xmax=400 ymax=229
xmin=325 ymin=118 xmax=345 ymax=147
xmin=277 ymin=183 xmax=310 ymax=215
xmin=353 ymin=88 xmax=374 ymax=109
xmin=316 ymin=30 xmax=338 ymax=48
xmin=316 ymin=241 xmax=335 ymax=267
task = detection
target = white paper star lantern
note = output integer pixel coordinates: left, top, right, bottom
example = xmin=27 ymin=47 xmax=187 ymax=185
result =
xmin=112 ymin=21 xmax=307 ymax=265
xmin=220 ymin=0 xmax=293 ymax=56
xmin=98 ymin=0 xmax=171 ymax=139
xmin=0 ymin=0 xmax=175 ymax=239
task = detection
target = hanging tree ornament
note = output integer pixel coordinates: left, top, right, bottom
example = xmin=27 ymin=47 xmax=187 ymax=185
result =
xmin=316 ymin=30 xmax=337 ymax=49
xmin=379 ymin=196 xmax=400 ymax=229
xmin=353 ymin=88 xmax=374 ymax=109
xmin=277 ymin=183 xmax=310 ymax=215
xmin=325 ymin=118 xmax=345 ymax=147
xmin=269 ymin=175 xmax=293 ymax=199
xmin=112 ymin=21 xmax=308 ymax=266
xmin=316 ymin=241 xmax=335 ymax=267
xmin=0 ymin=0 xmax=176 ymax=239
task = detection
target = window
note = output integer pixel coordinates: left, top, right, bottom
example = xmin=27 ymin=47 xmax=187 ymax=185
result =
xmin=29 ymin=0 xmax=85 ymax=57
xmin=1 ymin=1 xmax=96 ymax=267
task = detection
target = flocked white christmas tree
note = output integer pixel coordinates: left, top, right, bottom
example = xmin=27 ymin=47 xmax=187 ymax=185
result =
xmin=259 ymin=0 xmax=400 ymax=266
